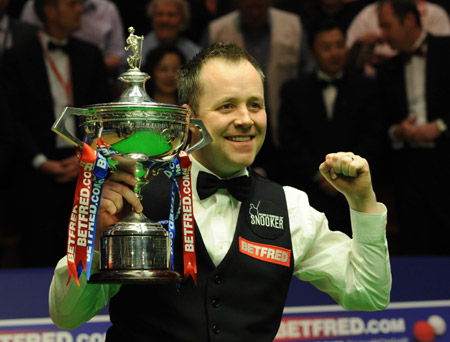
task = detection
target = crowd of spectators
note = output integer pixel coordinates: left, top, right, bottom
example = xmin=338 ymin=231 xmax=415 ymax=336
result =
xmin=1 ymin=0 xmax=449 ymax=268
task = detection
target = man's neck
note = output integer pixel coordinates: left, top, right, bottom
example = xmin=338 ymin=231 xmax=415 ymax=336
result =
xmin=317 ymin=68 xmax=344 ymax=80
xmin=44 ymin=26 xmax=70 ymax=42
xmin=404 ymin=28 xmax=424 ymax=52
xmin=408 ymin=29 xmax=427 ymax=52
xmin=322 ymin=3 xmax=343 ymax=16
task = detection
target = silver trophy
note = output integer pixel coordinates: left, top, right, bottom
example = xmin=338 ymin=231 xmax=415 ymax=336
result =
xmin=52 ymin=27 xmax=211 ymax=283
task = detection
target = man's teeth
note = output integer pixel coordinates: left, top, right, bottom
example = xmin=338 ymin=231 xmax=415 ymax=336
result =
xmin=227 ymin=136 xmax=252 ymax=141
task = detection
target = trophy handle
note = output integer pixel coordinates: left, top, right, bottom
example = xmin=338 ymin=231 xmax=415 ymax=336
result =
xmin=52 ymin=107 xmax=85 ymax=148
xmin=186 ymin=118 xmax=212 ymax=154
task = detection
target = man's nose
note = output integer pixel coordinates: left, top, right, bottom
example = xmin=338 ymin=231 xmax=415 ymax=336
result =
xmin=234 ymin=107 xmax=254 ymax=128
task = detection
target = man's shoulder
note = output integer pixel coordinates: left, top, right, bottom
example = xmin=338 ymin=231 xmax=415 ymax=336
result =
xmin=428 ymin=33 xmax=450 ymax=47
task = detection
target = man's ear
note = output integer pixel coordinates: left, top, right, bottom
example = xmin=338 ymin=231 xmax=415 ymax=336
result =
xmin=404 ymin=12 xmax=417 ymax=29
xmin=183 ymin=104 xmax=197 ymax=135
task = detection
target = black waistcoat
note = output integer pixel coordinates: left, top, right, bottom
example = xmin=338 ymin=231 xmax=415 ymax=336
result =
xmin=106 ymin=171 xmax=294 ymax=342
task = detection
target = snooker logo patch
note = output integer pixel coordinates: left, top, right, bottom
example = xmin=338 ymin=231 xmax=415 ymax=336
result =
xmin=246 ymin=200 xmax=285 ymax=239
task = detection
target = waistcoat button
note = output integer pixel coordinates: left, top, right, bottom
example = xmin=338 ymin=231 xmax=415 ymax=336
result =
xmin=212 ymin=325 xmax=220 ymax=334
xmin=214 ymin=275 xmax=223 ymax=284
xmin=212 ymin=299 xmax=221 ymax=308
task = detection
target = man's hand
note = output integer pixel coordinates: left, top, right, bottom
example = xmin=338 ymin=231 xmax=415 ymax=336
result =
xmin=95 ymin=170 xmax=143 ymax=250
xmin=314 ymin=171 xmax=339 ymax=197
xmin=40 ymin=155 xmax=80 ymax=182
xmin=393 ymin=116 xmax=443 ymax=143
xmin=319 ymin=152 xmax=379 ymax=214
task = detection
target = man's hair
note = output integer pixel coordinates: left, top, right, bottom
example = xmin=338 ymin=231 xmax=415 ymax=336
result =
xmin=147 ymin=0 xmax=191 ymax=31
xmin=34 ymin=0 xmax=58 ymax=23
xmin=178 ymin=42 xmax=265 ymax=114
xmin=307 ymin=18 xmax=345 ymax=50
xmin=378 ymin=0 xmax=422 ymax=28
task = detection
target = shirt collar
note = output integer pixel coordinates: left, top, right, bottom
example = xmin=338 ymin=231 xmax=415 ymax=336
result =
xmin=190 ymin=155 xmax=248 ymax=206
xmin=39 ymin=31 xmax=69 ymax=50
xmin=410 ymin=30 xmax=427 ymax=52
xmin=317 ymin=69 xmax=344 ymax=82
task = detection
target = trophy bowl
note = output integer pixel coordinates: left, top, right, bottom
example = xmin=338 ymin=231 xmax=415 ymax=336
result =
xmin=52 ymin=68 xmax=211 ymax=284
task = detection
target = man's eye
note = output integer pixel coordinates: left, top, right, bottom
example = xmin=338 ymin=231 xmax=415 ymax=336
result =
xmin=249 ymin=103 xmax=261 ymax=110
xmin=221 ymin=104 xmax=233 ymax=110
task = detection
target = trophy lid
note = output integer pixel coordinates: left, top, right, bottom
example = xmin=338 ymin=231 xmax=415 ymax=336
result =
xmin=82 ymin=26 xmax=186 ymax=115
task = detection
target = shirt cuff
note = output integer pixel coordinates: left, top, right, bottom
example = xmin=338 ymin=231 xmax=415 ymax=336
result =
xmin=350 ymin=203 xmax=388 ymax=244
xmin=32 ymin=153 xmax=48 ymax=169
xmin=388 ymin=125 xmax=404 ymax=150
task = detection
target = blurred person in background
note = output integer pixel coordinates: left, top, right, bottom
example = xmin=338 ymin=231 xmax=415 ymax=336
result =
xmin=278 ymin=19 xmax=382 ymax=237
xmin=20 ymin=0 xmax=125 ymax=74
xmin=1 ymin=0 xmax=111 ymax=266
xmin=137 ymin=0 xmax=200 ymax=67
xmin=377 ymin=0 xmax=450 ymax=255
xmin=142 ymin=44 xmax=185 ymax=104
xmin=346 ymin=0 xmax=450 ymax=76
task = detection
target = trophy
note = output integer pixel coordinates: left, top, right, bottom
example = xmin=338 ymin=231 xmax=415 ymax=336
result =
xmin=52 ymin=27 xmax=211 ymax=284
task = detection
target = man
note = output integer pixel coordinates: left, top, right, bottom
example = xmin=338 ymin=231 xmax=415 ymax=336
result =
xmin=202 ymin=0 xmax=314 ymax=180
xmin=279 ymin=20 xmax=382 ymax=237
xmin=1 ymin=0 xmax=110 ymax=266
xmin=346 ymin=0 xmax=450 ymax=75
xmin=376 ymin=0 xmax=450 ymax=255
xmin=20 ymin=0 xmax=126 ymax=72
xmin=49 ymin=43 xmax=391 ymax=340
xmin=139 ymin=0 xmax=200 ymax=66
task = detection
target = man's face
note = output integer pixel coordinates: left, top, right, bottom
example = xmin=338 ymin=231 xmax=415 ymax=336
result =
xmin=378 ymin=3 xmax=411 ymax=51
xmin=49 ymin=0 xmax=82 ymax=35
xmin=153 ymin=2 xmax=182 ymax=43
xmin=312 ymin=28 xmax=347 ymax=77
xmin=238 ymin=0 xmax=270 ymax=31
xmin=189 ymin=59 xmax=267 ymax=178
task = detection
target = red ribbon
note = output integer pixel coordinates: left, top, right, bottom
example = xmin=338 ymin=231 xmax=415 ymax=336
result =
xmin=178 ymin=151 xmax=197 ymax=285
xmin=67 ymin=143 xmax=97 ymax=285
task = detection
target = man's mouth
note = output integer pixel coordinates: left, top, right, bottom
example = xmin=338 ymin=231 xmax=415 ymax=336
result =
xmin=226 ymin=136 xmax=253 ymax=142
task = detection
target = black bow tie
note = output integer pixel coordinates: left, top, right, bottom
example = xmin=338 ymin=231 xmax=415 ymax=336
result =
xmin=196 ymin=171 xmax=252 ymax=202
xmin=401 ymin=46 xmax=426 ymax=63
xmin=47 ymin=41 xmax=70 ymax=54
xmin=318 ymin=78 xmax=343 ymax=89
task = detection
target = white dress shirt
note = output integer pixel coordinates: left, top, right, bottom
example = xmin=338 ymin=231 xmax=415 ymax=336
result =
xmin=390 ymin=31 xmax=435 ymax=149
xmin=317 ymin=70 xmax=344 ymax=120
xmin=31 ymin=32 xmax=76 ymax=169
xmin=49 ymin=156 xmax=391 ymax=329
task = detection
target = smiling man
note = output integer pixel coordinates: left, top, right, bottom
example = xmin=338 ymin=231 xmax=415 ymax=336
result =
xmin=49 ymin=43 xmax=391 ymax=341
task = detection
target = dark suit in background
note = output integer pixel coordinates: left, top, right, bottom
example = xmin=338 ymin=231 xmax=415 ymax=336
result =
xmin=279 ymin=71 xmax=382 ymax=236
xmin=1 ymin=31 xmax=111 ymax=266
xmin=377 ymin=34 xmax=450 ymax=255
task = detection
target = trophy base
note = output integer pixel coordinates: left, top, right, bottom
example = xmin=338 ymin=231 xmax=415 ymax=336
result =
xmin=88 ymin=269 xmax=184 ymax=284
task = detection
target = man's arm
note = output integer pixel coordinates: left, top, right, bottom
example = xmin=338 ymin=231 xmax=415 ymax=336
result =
xmin=49 ymin=170 xmax=142 ymax=328
xmin=289 ymin=152 xmax=391 ymax=311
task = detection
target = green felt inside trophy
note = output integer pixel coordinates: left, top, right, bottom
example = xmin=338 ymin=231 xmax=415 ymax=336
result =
xmin=111 ymin=130 xmax=172 ymax=156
